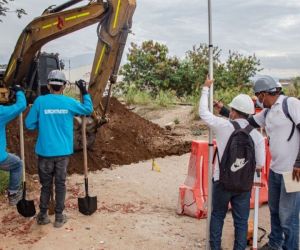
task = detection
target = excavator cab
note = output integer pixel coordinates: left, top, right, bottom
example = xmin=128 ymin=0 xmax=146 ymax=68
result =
xmin=26 ymin=52 xmax=61 ymax=103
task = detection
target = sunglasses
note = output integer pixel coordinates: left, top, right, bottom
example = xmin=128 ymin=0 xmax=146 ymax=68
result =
xmin=255 ymin=92 xmax=265 ymax=97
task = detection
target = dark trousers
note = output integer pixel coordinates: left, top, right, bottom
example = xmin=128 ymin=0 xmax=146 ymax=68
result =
xmin=38 ymin=156 xmax=69 ymax=218
xmin=210 ymin=181 xmax=251 ymax=250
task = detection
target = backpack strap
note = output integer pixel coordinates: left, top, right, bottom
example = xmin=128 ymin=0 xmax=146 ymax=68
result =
xmin=212 ymin=147 xmax=220 ymax=165
xmin=263 ymin=109 xmax=270 ymax=119
xmin=213 ymin=121 xmax=252 ymax=166
xmin=230 ymin=120 xmax=241 ymax=130
xmin=231 ymin=120 xmax=253 ymax=134
xmin=263 ymin=97 xmax=295 ymax=141
xmin=243 ymin=124 xmax=254 ymax=135
xmin=282 ymin=96 xmax=295 ymax=141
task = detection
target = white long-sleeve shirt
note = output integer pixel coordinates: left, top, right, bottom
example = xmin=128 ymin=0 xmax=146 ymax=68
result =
xmin=199 ymin=87 xmax=265 ymax=181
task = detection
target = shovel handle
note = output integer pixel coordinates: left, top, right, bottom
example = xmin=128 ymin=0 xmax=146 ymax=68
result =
xmin=82 ymin=116 xmax=88 ymax=178
xmin=19 ymin=113 xmax=26 ymax=182
xmin=84 ymin=177 xmax=89 ymax=196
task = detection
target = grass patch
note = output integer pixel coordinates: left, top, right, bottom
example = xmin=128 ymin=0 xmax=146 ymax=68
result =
xmin=174 ymin=118 xmax=180 ymax=124
xmin=124 ymin=86 xmax=152 ymax=105
xmin=191 ymin=128 xmax=203 ymax=136
xmin=155 ymin=90 xmax=177 ymax=107
xmin=123 ymin=87 xmax=178 ymax=108
xmin=0 ymin=170 xmax=9 ymax=194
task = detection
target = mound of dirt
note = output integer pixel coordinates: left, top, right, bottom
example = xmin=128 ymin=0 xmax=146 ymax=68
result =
xmin=6 ymin=98 xmax=191 ymax=175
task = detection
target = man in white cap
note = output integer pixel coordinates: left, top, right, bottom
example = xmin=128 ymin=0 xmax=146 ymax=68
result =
xmin=199 ymin=77 xmax=265 ymax=250
xmin=25 ymin=70 xmax=93 ymax=228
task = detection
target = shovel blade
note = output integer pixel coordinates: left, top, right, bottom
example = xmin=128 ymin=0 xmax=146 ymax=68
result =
xmin=17 ymin=198 xmax=36 ymax=217
xmin=78 ymin=195 xmax=97 ymax=215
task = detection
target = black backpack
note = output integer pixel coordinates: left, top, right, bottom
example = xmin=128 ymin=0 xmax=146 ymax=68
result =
xmin=214 ymin=121 xmax=256 ymax=192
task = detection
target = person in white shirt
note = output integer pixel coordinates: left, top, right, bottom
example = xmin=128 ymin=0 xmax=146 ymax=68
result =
xmin=248 ymin=76 xmax=300 ymax=250
xmin=199 ymin=77 xmax=265 ymax=250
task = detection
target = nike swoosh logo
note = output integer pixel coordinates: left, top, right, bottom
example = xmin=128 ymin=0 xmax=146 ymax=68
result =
xmin=230 ymin=159 xmax=248 ymax=172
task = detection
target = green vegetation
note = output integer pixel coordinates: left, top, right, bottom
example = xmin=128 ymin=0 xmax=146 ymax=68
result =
xmin=174 ymin=118 xmax=180 ymax=125
xmin=0 ymin=170 xmax=9 ymax=194
xmin=117 ymin=40 xmax=262 ymax=114
xmin=123 ymin=85 xmax=152 ymax=105
xmin=155 ymin=90 xmax=177 ymax=107
xmin=118 ymin=41 xmax=261 ymax=95
xmin=284 ymin=76 xmax=300 ymax=97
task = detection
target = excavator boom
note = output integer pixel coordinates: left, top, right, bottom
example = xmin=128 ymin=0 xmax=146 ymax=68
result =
xmin=1 ymin=0 xmax=136 ymax=148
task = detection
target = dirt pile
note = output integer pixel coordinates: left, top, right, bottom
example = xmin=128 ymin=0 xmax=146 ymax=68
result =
xmin=6 ymin=98 xmax=191 ymax=175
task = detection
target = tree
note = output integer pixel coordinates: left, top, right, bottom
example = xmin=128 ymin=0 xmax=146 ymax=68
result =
xmin=119 ymin=40 xmax=262 ymax=99
xmin=0 ymin=0 xmax=26 ymax=22
xmin=287 ymin=76 xmax=300 ymax=97
xmin=214 ymin=51 xmax=262 ymax=90
xmin=179 ymin=44 xmax=222 ymax=96
xmin=119 ymin=40 xmax=180 ymax=96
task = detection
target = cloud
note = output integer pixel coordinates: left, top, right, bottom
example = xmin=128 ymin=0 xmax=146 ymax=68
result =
xmin=1 ymin=0 xmax=300 ymax=78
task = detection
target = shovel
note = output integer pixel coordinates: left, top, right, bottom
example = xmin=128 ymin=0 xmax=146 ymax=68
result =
xmin=78 ymin=116 xmax=97 ymax=215
xmin=17 ymin=113 xmax=36 ymax=217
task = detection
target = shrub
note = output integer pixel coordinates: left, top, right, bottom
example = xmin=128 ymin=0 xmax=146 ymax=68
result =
xmin=155 ymin=90 xmax=176 ymax=107
xmin=124 ymin=85 xmax=152 ymax=105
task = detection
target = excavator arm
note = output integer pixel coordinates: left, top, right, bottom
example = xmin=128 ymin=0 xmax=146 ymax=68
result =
xmin=1 ymin=0 xmax=136 ymax=148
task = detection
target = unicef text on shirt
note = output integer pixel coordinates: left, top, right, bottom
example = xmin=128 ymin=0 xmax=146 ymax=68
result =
xmin=44 ymin=109 xmax=69 ymax=114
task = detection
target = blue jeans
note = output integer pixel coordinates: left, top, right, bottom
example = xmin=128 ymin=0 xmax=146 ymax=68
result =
xmin=210 ymin=181 xmax=251 ymax=250
xmin=268 ymin=170 xmax=300 ymax=250
xmin=0 ymin=153 xmax=22 ymax=193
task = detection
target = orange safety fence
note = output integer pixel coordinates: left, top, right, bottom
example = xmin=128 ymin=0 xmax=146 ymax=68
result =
xmin=177 ymin=138 xmax=271 ymax=219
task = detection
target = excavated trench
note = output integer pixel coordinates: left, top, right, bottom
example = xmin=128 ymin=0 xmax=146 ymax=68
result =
xmin=6 ymin=97 xmax=191 ymax=175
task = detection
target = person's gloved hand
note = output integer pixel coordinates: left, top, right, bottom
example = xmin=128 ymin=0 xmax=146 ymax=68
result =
xmin=11 ymin=85 xmax=24 ymax=93
xmin=75 ymin=79 xmax=88 ymax=95
xmin=293 ymin=167 xmax=300 ymax=182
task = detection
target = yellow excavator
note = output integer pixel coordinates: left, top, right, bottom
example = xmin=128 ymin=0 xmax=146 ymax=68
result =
xmin=0 ymin=0 xmax=136 ymax=149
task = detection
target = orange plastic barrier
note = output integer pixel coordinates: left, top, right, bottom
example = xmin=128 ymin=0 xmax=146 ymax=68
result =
xmin=176 ymin=140 xmax=215 ymax=219
xmin=177 ymin=138 xmax=271 ymax=219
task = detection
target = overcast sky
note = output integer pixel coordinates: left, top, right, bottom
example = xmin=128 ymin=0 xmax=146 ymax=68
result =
xmin=1 ymin=0 xmax=300 ymax=78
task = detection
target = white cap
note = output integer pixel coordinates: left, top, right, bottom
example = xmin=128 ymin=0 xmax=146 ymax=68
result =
xmin=47 ymin=70 xmax=66 ymax=85
xmin=228 ymin=94 xmax=255 ymax=115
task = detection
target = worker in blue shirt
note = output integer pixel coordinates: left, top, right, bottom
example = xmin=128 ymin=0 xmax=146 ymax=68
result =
xmin=25 ymin=70 xmax=93 ymax=228
xmin=0 ymin=86 xmax=26 ymax=205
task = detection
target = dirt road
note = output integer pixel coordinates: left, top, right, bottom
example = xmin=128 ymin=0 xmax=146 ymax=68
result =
xmin=0 ymin=153 xmax=269 ymax=250
xmin=0 ymin=104 xmax=270 ymax=249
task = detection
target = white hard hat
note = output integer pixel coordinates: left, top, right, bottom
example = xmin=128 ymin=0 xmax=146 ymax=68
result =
xmin=228 ymin=94 xmax=255 ymax=115
xmin=47 ymin=70 xmax=67 ymax=85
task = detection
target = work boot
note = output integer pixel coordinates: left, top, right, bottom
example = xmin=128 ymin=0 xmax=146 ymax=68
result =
xmin=54 ymin=214 xmax=67 ymax=228
xmin=8 ymin=188 xmax=23 ymax=206
xmin=36 ymin=212 xmax=51 ymax=225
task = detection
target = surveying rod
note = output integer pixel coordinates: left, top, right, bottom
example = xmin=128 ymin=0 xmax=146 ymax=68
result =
xmin=205 ymin=0 xmax=214 ymax=249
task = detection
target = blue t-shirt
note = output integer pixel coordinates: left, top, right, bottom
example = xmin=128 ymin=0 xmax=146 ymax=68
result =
xmin=25 ymin=94 xmax=93 ymax=157
xmin=0 ymin=91 xmax=27 ymax=162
